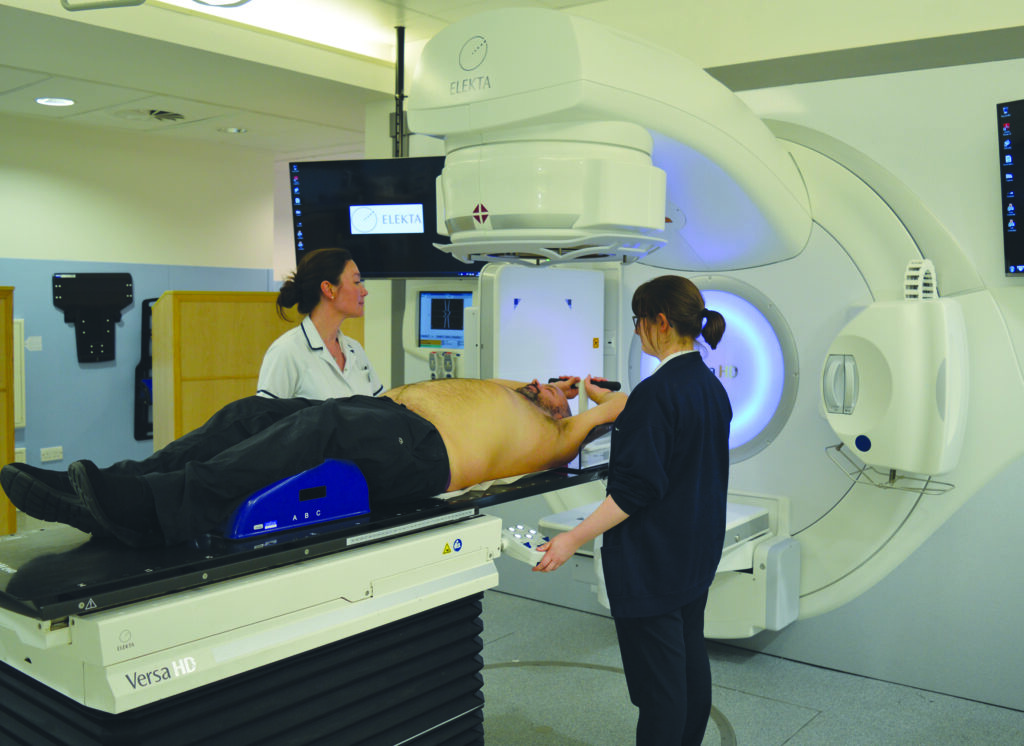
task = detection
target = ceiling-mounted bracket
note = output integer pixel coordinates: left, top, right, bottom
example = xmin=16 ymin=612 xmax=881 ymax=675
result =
xmin=60 ymin=0 xmax=145 ymax=10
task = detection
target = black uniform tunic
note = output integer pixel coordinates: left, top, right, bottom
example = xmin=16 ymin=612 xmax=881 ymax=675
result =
xmin=602 ymin=351 xmax=732 ymax=618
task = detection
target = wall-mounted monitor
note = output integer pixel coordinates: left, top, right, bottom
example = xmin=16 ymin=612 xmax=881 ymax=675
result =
xmin=418 ymin=291 xmax=473 ymax=349
xmin=288 ymin=157 xmax=478 ymax=278
xmin=998 ymin=99 xmax=1022 ymax=275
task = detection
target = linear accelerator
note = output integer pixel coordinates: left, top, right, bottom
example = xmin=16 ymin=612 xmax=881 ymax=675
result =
xmin=408 ymin=7 xmax=977 ymax=636
xmin=0 ymin=5 xmax=990 ymax=740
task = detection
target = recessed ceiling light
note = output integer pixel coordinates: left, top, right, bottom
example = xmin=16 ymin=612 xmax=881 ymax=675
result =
xmin=35 ymin=97 xmax=75 ymax=107
xmin=218 ymin=126 xmax=248 ymax=134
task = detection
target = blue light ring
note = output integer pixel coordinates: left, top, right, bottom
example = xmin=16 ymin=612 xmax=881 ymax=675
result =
xmin=626 ymin=275 xmax=800 ymax=464
xmin=701 ymin=290 xmax=785 ymax=442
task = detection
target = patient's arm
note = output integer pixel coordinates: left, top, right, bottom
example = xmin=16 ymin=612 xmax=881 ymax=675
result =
xmin=583 ymin=375 xmax=620 ymax=405
xmin=550 ymin=380 xmax=627 ymax=465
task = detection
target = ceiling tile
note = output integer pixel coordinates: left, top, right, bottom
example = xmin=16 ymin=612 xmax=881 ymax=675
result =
xmin=147 ymin=109 xmax=365 ymax=155
xmin=69 ymin=94 xmax=236 ymax=130
xmin=0 ymin=65 xmax=49 ymax=94
xmin=0 ymin=76 xmax=150 ymax=118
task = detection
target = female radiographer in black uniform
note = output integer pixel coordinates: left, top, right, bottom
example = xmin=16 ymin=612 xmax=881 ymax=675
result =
xmin=536 ymin=275 xmax=731 ymax=745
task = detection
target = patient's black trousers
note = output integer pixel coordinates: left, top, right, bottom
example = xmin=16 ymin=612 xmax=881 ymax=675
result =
xmin=109 ymin=396 xmax=449 ymax=544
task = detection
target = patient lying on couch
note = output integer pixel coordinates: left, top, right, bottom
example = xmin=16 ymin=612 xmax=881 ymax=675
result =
xmin=1 ymin=377 xmax=626 ymax=548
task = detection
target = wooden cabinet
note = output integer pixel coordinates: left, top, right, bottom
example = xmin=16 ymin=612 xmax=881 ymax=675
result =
xmin=152 ymin=292 xmax=295 ymax=449
xmin=0 ymin=288 xmax=15 ymax=535
xmin=151 ymin=291 xmax=364 ymax=449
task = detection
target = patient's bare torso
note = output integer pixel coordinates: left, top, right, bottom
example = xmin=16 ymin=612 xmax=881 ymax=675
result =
xmin=383 ymin=379 xmax=566 ymax=490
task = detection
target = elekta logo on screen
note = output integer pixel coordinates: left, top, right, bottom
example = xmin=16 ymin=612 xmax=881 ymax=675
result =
xmin=349 ymin=204 xmax=425 ymax=235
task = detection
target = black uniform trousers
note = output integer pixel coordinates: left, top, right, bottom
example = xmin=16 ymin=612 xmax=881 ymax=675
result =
xmin=613 ymin=591 xmax=712 ymax=746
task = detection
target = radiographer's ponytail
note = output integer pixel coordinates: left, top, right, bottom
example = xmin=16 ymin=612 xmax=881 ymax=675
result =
xmin=700 ymin=308 xmax=726 ymax=350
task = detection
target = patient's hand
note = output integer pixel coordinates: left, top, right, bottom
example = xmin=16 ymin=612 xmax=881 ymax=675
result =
xmin=584 ymin=376 xmax=619 ymax=404
xmin=550 ymin=376 xmax=581 ymax=399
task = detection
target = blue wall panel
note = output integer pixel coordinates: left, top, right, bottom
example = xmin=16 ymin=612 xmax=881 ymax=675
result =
xmin=3 ymin=258 xmax=274 ymax=470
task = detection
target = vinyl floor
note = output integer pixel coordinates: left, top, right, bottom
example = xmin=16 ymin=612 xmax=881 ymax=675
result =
xmin=480 ymin=590 xmax=1024 ymax=746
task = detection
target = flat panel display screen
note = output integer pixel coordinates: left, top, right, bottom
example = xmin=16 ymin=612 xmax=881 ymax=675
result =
xmin=418 ymin=291 xmax=473 ymax=349
xmin=998 ymin=99 xmax=1023 ymax=274
xmin=288 ymin=157 xmax=477 ymax=278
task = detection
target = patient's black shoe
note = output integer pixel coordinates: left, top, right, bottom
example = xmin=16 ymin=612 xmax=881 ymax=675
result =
xmin=1 ymin=462 xmax=74 ymax=495
xmin=0 ymin=463 xmax=108 ymax=537
xmin=68 ymin=460 xmax=164 ymax=549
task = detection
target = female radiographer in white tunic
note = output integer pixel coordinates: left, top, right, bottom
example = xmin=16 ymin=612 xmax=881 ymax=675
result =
xmin=257 ymin=248 xmax=383 ymax=400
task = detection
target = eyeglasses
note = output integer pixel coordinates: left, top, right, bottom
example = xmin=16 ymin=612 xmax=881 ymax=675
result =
xmin=632 ymin=315 xmax=641 ymax=329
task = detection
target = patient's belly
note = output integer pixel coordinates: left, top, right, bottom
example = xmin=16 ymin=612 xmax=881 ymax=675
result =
xmin=384 ymin=379 xmax=559 ymax=489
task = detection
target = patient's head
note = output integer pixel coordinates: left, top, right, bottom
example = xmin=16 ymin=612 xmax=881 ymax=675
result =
xmin=516 ymin=380 xmax=571 ymax=420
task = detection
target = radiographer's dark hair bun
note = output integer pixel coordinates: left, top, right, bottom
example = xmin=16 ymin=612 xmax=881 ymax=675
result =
xmin=276 ymin=248 xmax=353 ymax=318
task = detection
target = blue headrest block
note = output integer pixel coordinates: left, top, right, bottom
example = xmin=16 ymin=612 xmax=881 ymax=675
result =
xmin=223 ymin=459 xmax=370 ymax=539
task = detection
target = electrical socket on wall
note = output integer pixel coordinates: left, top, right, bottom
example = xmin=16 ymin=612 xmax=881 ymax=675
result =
xmin=40 ymin=446 xmax=63 ymax=462
xmin=13 ymin=448 xmax=26 ymax=463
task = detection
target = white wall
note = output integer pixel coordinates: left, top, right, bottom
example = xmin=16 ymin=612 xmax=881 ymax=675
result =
xmin=0 ymin=113 xmax=275 ymax=268
xmin=739 ymin=60 xmax=1020 ymax=293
